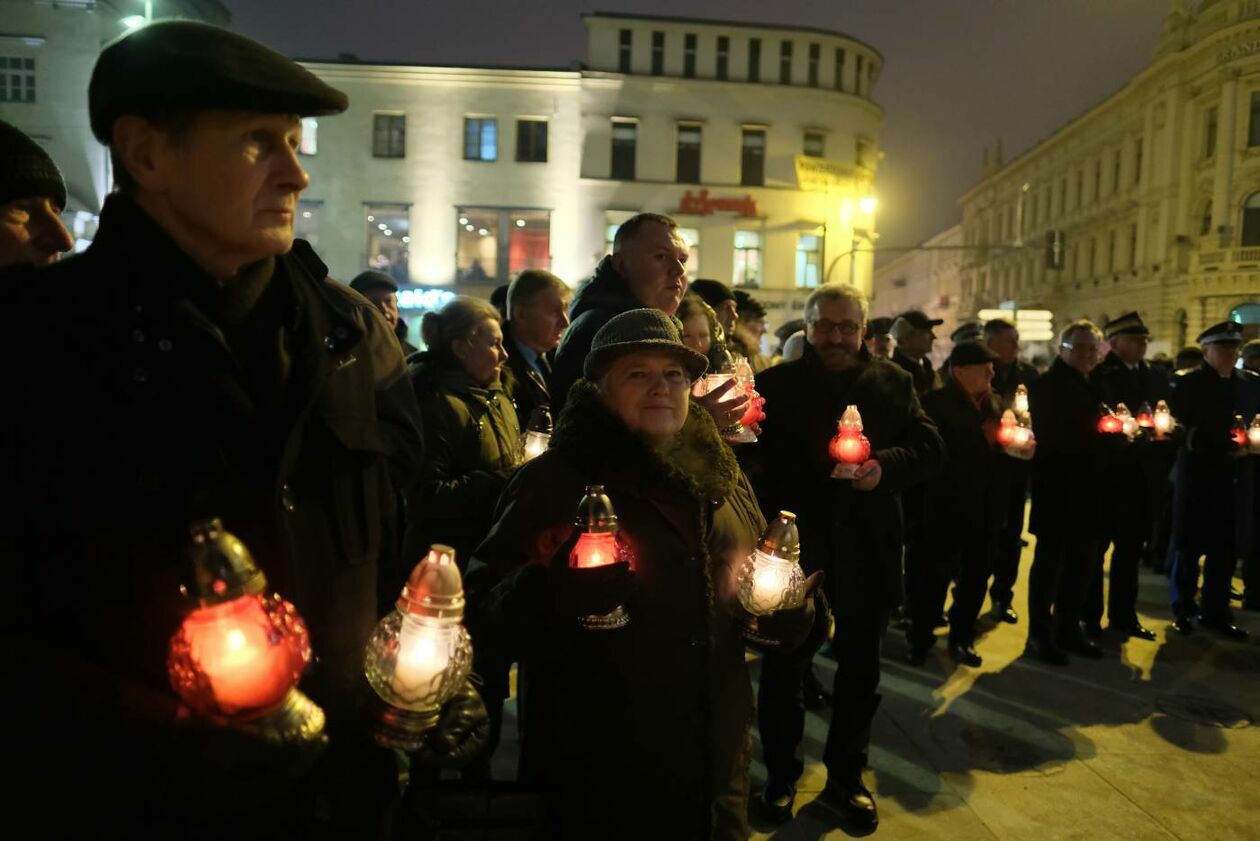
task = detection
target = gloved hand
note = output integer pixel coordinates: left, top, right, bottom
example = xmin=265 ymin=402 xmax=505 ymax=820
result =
xmin=409 ymin=680 xmax=492 ymax=770
xmin=553 ymin=561 xmax=636 ymax=618
xmin=745 ymin=571 xmax=828 ymax=650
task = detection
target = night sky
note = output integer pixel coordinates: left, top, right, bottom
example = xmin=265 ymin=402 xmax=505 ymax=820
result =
xmin=221 ymin=0 xmax=1168 ymax=259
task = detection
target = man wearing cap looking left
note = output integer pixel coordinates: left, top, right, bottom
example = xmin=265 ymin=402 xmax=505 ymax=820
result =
xmin=0 ymin=119 xmax=74 ymax=267
xmin=0 ymin=21 xmax=485 ymax=837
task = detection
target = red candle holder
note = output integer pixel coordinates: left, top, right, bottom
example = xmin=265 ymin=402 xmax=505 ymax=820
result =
xmin=1231 ymin=414 xmax=1248 ymax=449
xmin=568 ymin=485 xmax=632 ymax=630
xmin=1097 ymin=404 xmax=1124 ymax=435
xmin=829 ymin=404 xmax=871 ymax=480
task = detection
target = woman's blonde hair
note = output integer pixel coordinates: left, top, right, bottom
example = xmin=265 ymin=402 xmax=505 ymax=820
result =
xmin=421 ymin=295 xmax=500 ymax=359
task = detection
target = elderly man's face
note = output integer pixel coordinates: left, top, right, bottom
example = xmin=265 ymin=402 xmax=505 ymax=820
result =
xmin=612 ymin=222 xmax=689 ymax=316
xmin=1204 ymin=342 xmax=1240 ymax=376
xmin=512 ymin=286 xmax=570 ymax=354
xmin=599 ymin=351 xmax=691 ymax=443
xmin=1060 ymin=329 xmax=1101 ymax=376
xmin=899 ymin=327 xmax=934 ymax=358
xmin=952 ymin=362 xmax=994 ymax=398
xmin=986 ymin=325 xmax=1020 ymax=366
xmin=1110 ymin=334 xmax=1149 ymax=366
xmin=361 ymin=286 xmax=400 ymax=329
xmin=0 ymin=196 xmax=74 ymax=267
xmin=867 ymin=333 xmax=893 ymax=359
xmin=806 ymin=297 xmax=865 ymax=371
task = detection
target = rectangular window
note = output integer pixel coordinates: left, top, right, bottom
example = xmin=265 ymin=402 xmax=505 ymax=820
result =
xmin=716 ymin=36 xmax=729 ymax=80
xmin=684 ymin=33 xmax=697 ymax=78
xmin=610 ymin=120 xmax=637 ymax=180
xmin=856 ymin=138 xmax=872 ymax=169
xmin=515 ymin=119 xmax=547 ymax=162
xmin=795 ymin=233 xmax=823 ymax=288
xmin=619 ymin=29 xmax=632 ymax=73
xmin=0 ymin=56 xmax=36 ymax=103
xmin=733 ymin=230 xmax=762 ymax=288
xmin=834 ymin=47 xmax=845 ymax=90
xmin=299 ymin=117 xmax=318 ymax=156
xmin=1108 ymin=229 xmax=1116 ymax=272
xmin=1129 ymin=222 xmax=1138 ymax=268
xmin=1075 ymin=169 xmax=1083 ymax=209
xmin=779 ymin=40 xmax=792 ymax=84
xmin=456 ymin=207 xmax=552 ymax=284
xmin=748 ymin=38 xmax=761 ymax=82
xmin=1205 ymin=108 xmax=1218 ymax=159
xmin=1249 ymin=93 xmax=1260 ymax=147
xmin=741 ymin=128 xmax=766 ymax=186
xmin=1093 ymin=159 xmax=1102 ymax=202
xmin=651 ymin=31 xmax=664 ymax=76
xmin=1088 ymin=237 xmax=1097 ymax=277
xmin=1058 ymin=177 xmax=1067 ymax=217
xmin=677 ymin=124 xmax=702 ymax=183
xmin=1112 ymin=149 xmax=1122 ymax=194
xmin=365 ymin=204 xmax=410 ymax=283
xmin=803 ymin=131 xmax=825 ymax=157
xmin=855 ymin=55 xmax=864 ymax=96
xmin=463 ymin=117 xmax=497 ymax=161
xmin=372 ymin=113 xmax=405 ymax=158
xmin=807 ymin=43 xmax=820 ymax=87
xmin=1133 ymin=138 xmax=1143 ymax=185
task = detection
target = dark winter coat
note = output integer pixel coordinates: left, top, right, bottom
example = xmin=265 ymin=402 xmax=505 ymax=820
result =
xmin=1169 ymin=363 xmax=1260 ymax=556
xmin=501 ymin=329 xmax=553 ymax=431
xmin=992 ymin=358 xmax=1040 ymax=485
xmin=740 ymin=343 xmax=945 ymax=613
xmin=406 ymin=352 xmax=520 ymax=573
xmin=0 ymin=194 xmax=424 ymax=832
xmin=465 ymin=381 xmax=765 ymax=841
xmin=1029 ymin=357 xmax=1119 ymax=538
xmin=550 ymin=256 xmax=642 ymax=410
xmin=893 ymin=346 xmax=941 ymax=396
xmin=919 ymin=379 xmax=1010 ymax=538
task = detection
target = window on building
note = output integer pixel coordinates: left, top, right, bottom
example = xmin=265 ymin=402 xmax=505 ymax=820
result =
xmin=834 ymin=47 xmax=845 ymax=91
xmin=1250 ymin=93 xmax=1260 ymax=147
xmin=779 ymin=40 xmax=792 ymax=84
xmin=1205 ymin=108 xmax=1218 ymax=159
xmin=1058 ymin=177 xmax=1067 ymax=217
xmin=716 ymin=36 xmax=729 ymax=80
xmin=1128 ymin=223 xmax=1137 ymax=268
xmin=618 ymin=29 xmax=632 ymax=73
xmin=1133 ymin=138 xmax=1143 ymax=185
xmin=1200 ymin=199 xmax=1213 ymax=236
xmin=795 ymin=233 xmax=822 ymax=288
xmin=463 ymin=117 xmax=497 ymax=161
xmin=677 ymin=124 xmax=702 ymax=184
xmin=1108 ymin=229 xmax=1117 ymax=272
xmin=1042 ymin=190 xmax=1051 ymax=228
xmin=295 ymin=199 xmax=323 ymax=249
xmin=372 ymin=113 xmax=405 ymax=158
xmin=456 ymin=207 xmax=552 ymax=284
xmin=1241 ymin=192 xmax=1260 ymax=246
xmin=803 ymin=131 xmax=825 ymax=157
xmin=807 ymin=43 xmax=820 ymax=87
xmin=0 ymin=56 xmax=35 ymax=103
xmin=650 ymin=31 xmax=664 ymax=76
xmin=611 ymin=120 xmax=637 ymax=180
xmin=1075 ymin=169 xmax=1083 ymax=209
xmin=733 ymin=230 xmax=762 ymax=287
xmin=684 ymin=33 xmax=697 ymax=78
xmin=741 ymin=128 xmax=765 ymax=186
xmin=748 ymin=38 xmax=761 ymax=82
xmin=1112 ymin=149 xmax=1122 ymax=194
xmin=516 ymin=119 xmax=547 ymax=162
xmin=1093 ymin=159 xmax=1102 ymax=202
xmin=299 ymin=117 xmax=318 ymax=155
xmin=365 ymin=204 xmax=410 ymax=283
xmin=855 ymin=55 xmax=864 ymax=96
xmin=856 ymin=138 xmax=872 ymax=169
xmin=1088 ymin=237 xmax=1096 ymax=277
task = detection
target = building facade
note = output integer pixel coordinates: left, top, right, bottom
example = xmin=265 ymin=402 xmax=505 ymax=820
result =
xmin=870 ymin=224 xmax=963 ymax=368
xmin=297 ymin=12 xmax=885 ymax=330
xmin=959 ymin=0 xmax=1260 ymax=356
xmin=0 ymin=0 xmax=229 ymax=247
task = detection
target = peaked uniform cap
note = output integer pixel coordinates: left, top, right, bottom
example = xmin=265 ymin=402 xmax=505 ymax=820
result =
xmin=1104 ymin=311 xmax=1150 ymax=340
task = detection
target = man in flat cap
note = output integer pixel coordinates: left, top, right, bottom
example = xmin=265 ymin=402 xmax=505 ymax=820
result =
xmin=0 ymin=119 xmax=74 ymax=267
xmin=905 ymin=341 xmax=1013 ymax=667
xmin=890 ymin=309 xmax=943 ymax=397
xmin=1081 ymin=312 xmax=1169 ymax=643
xmin=1 ymin=21 xmax=481 ymax=836
xmin=984 ymin=317 xmax=1040 ymax=624
xmin=690 ymin=277 xmax=740 ymax=338
xmin=350 ymin=269 xmax=418 ymax=354
xmin=863 ymin=315 xmax=894 ymax=360
xmin=1168 ymin=320 xmax=1260 ymax=638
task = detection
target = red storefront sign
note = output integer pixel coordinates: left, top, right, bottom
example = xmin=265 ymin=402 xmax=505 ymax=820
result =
xmin=679 ymin=189 xmax=758 ymax=217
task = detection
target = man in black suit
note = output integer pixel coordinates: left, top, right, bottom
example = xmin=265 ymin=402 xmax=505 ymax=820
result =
xmin=502 ymin=269 xmax=570 ymax=430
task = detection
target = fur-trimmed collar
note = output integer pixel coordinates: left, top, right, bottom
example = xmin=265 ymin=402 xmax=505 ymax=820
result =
xmin=551 ymin=379 xmax=740 ymax=502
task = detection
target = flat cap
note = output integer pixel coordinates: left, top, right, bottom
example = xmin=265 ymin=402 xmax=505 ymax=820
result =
xmin=584 ymin=308 xmax=708 ymax=382
xmin=349 ymin=270 xmax=398 ymax=295
xmin=733 ymin=289 xmax=766 ymax=320
xmin=897 ymin=309 xmax=944 ymax=331
xmin=1104 ymin=311 xmax=1150 ymax=340
xmin=1196 ymin=320 xmax=1244 ymax=345
xmin=864 ymin=316 xmax=893 ymax=340
xmin=948 ymin=341 xmax=999 ymax=367
xmin=689 ymin=279 xmax=736 ymax=309
xmin=0 ymin=120 xmax=66 ymax=209
xmin=950 ymin=322 xmax=983 ymax=344
xmin=89 ymin=21 xmax=348 ymax=143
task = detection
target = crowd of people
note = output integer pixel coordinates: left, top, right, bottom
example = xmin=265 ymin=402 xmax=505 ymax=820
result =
xmin=2 ymin=19 xmax=1259 ymax=841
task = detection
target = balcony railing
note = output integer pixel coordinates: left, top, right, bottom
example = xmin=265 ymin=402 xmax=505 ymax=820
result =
xmin=1195 ymin=247 xmax=1260 ymax=269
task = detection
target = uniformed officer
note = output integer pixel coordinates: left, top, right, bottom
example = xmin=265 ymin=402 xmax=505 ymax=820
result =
xmin=1168 ymin=320 xmax=1260 ymax=638
xmin=1083 ymin=312 xmax=1169 ymax=641
xmin=1 ymin=21 xmax=482 ymax=836
xmin=0 ymin=119 xmax=74 ymax=266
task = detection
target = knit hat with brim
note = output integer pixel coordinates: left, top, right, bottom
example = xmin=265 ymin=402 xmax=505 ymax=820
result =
xmin=0 ymin=120 xmax=66 ymax=209
xmin=584 ymin=308 xmax=709 ymax=381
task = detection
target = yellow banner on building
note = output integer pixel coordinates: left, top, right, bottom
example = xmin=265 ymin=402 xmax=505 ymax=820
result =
xmin=794 ymin=155 xmax=854 ymax=193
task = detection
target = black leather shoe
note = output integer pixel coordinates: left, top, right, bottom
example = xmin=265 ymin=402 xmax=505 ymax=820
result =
xmin=990 ymin=602 xmax=1018 ymax=624
xmin=1199 ymin=618 xmax=1250 ymax=640
xmin=1114 ymin=623 xmax=1157 ymax=641
xmin=1024 ymin=637 xmax=1069 ymax=666
xmin=948 ymin=643 xmax=982 ymax=667
xmin=1171 ymin=616 xmax=1195 ymax=636
xmin=1057 ymin=635 xmax=1104 ymax=660
xmin=821 ymin=778 xmax=878 ymax=832
xmin=904 ymin=645 xmax=929 ymax=666
xmin=759 ymin=783 xmax=795 ymax=825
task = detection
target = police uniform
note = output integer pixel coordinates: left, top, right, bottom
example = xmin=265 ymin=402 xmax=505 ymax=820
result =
xmin=0 ymin=21 xmax=446 ymax=837
xmin=987 ymin=347 xmax=1040 ymax=618
xmin=1168 ymin=321 xmax=1260 ymax=637
xmin=1083 ymin=313 xmax=1169 ymax=639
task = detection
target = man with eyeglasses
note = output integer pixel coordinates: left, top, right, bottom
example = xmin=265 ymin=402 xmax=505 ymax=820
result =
xmin=1025 ymin=320 xmax=1116 ymax=665
xmin=742 ymin=283 xmax=943 ymax=832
